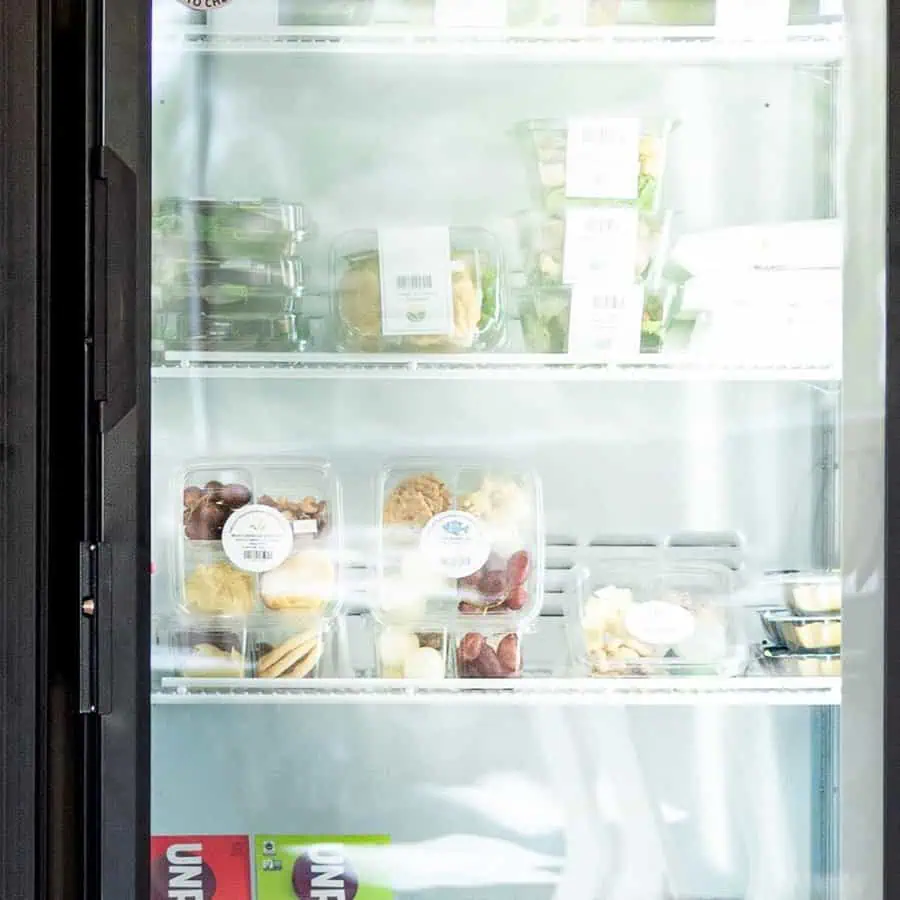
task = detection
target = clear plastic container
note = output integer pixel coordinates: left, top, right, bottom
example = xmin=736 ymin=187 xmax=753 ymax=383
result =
xmin=376 ymin=463 xmax=544 ymax=624
xmin=570 ymin=562 xmax=745 ymax=676
xmin=375 ymin=624 xmax=449 ymax=679
xmin=776 ymin=572 xmax=842 ymax=614
xmin=152 ymin=198 xmax=308 ymax=261
xmin=153 ymin=308 xmax=304 ymax=353
xmin=516 ymin=209 xmax=670 ymax=287
xmin=757 ymin=644 xmax=841 ymax=677
xmin=330 ymin=227 xmax=506 ymax=352
xmin=153 ymin=256 xmax=304 ymax=297
xmin=759 ymin=609 xmax=842 ymax=651
xmin=508 ymin=0 xmax=622 ymax=25
xmin=177 ymin=461 xmax=342 ymax=620
xmin=277 ymin=0 xmax=374 ymax=25
xmin=454 ymin=624 xmax=524 ymax=678
xmin=519 ymin=281 xmax=675 ymax=355
xmin=162 ymin=615 xmax=251 ymax=679
xmin=516 ymin=118 xmax=674 ymax=213
xmin=248 ymin=615 xmax=326 ymax=680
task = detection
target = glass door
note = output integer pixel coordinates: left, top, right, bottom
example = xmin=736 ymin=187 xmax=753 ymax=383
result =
xmin=143 ymin=0 xmax=884 ymax=897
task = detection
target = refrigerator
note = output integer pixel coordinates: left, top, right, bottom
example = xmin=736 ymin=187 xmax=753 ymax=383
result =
xmin=26 ymin=0 xmax=895 ymax=897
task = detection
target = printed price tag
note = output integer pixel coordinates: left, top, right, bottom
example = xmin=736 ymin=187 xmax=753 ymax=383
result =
xmin=567 ymin=282 xmax=644 ymax=356
xmin=293 ymin=519 xmax=318 ymax=536
xmin=566 ymin=118 xmax=641 ymax=200
xmin=378 ymin=227 xmax=454 ymax=337
xmin=562 ymin=207 xmax=638 ymax=285
xmin=222 ymin=503 xmax=294 ymax=573
xmin=435 ymin=0 xmax=507 ymax=27
xmin=715 ymin=0 xmax=789 ymax=34
xmin=625 ymin=600 xmax=696 ymax=646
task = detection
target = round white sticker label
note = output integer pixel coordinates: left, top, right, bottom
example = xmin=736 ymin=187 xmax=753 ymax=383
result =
xmin=222 ymin=503 xmax=293 ymax=573
xmin=177 ymin=0 xmax=236 ymax=9
xmin=623 ymin=600 xmax=696 ymax=647
xmin=419 ymin=511 xmax=491 ymax=579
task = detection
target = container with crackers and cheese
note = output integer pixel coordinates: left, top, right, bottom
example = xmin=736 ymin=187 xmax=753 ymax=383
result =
xmin=375 ymin=461 xmax=545 ymax=629
xmin=158 ymin=459 xmax=343 ymax=684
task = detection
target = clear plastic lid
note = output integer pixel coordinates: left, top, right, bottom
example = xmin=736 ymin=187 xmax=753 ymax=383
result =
xmin=376 ymin=462 xmax=544 ymax=626
xmin=570 ymin=562 xmax=746 ymax=677
xmin=330 ymin=227 xmax=506 ymax=353
xmin=757 ymin=643 xmax=841 ymax=677
xmin=152 ymin=198 xmax=308 ymax=260
xmin=177 ymin=461 xmax=342 ymax=620
xmin=516 ymin=118 xmax=675 ymax=213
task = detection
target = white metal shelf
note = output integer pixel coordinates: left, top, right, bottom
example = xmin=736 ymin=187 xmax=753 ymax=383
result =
xmin=152 ymin=353 xmax=840 ymax=383
xmin=153 ymin=674 xmax=840 ymax=706
xmin=156 ymin=24 xmax=844 ymax=64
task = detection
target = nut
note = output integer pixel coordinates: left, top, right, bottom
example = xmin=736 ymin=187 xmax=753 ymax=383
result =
xmin=497 ymin=633 xmax=520 ymax=673
xmin=458 ymin=631 xmax=485 ymax=663
xmin=505 ymin=550 xmax=530 ymax=588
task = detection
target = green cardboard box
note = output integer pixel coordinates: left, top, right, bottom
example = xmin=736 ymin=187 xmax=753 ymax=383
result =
xmin=255 ymin=835 xmax=392 ymax=900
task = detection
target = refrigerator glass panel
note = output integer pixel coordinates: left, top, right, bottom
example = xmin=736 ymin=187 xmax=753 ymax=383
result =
xmin=147 ymin=1 xmax=882 ymax=898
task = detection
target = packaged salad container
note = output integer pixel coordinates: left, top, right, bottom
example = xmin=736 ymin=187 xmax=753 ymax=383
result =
xmin=376 ymin=463 xmax=544 ymax=624
xmin=331 ymin=227 xmax=506 ymax=352
xmin=516 ymin=209 xmax=670 ymax=288
xmin=569 ymin=562 xmax=745 ymax=676
xmin=152 ymin=198 xmax=308 ymax=261
xmin=278 ymin=0 xmax=374 ymax=25
xmin=516 ymin=118 xmax=674 ymax=213
xmin=153 ymin=307 xmax=303 ymax=353
xmin=177 ymin=461 xmax=342 ymax=620
xmin=153 ymin=256 xmax=304 ymax=297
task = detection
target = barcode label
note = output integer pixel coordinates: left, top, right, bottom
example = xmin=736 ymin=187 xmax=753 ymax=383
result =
xmin=568 ymin=282 xmax=644 ymax=356
xmin=378 ymin=227 xmax=454 ymax=337
xmin=563 ymin=207 xmax=638 ymax=285
xmin=566 ymin=118 xmax=640 ymax=201
xmin=396 ymin=274 xmax=433 ymax=291
xmin=243 ymin=549 xmax=273 ymax=561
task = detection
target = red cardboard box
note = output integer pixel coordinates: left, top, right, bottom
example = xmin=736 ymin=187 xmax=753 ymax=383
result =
xmin=151 ymin=835 xmax=252 ymax=900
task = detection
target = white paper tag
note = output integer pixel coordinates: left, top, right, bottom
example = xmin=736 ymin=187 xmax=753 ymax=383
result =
xmin=292 ymin=519 xmax=318 ymax=536
xmin=715 ymin=0 xmax=789 ymax=34
xmin=378 ymin=227 xmax=454 ymax=337
xmin=565 ymin=118 xmax=641 ymax=201
xmin=419 ymin=511 xmax=491 ymax=579
xmin=222 ymin=503 xmax=294 ymax=573
xmin=435 ymin=0 xmax=507 ymax=27
xmin=568 ymin=282 xmax=644 ymax=356
xmin=624 ymin=600 xmax=696 ymax=646
xmin=563 ymin=207 xmax=638 ymax=285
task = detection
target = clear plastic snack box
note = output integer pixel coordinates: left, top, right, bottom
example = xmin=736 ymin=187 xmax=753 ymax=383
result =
xmin=756 ymin=643 xmax=841 ymax=677
xmin=569 ymin=561 xmax=746 ymax=676
xmin=516 ymin=118 xmax=675 ymax=213
xmin=376 ymin=462 xmax=544 ymax=625
xmin=330 ymin=227 xmax=506 ymax=352
xmin=453 ymin=622 xmax=525 ymax=679
xmin=371 ymin=0 xmax=622 ymax=27
xmin=775 ymin=571 xmax=842 ymax=615
xmin=177 ymin=461 xmax=342 ymax=621
xmin=153 ymin=308 xmax=303 ymax=353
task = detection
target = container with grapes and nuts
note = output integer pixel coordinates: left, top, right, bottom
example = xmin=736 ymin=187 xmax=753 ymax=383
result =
xmin=168 ymin=461 xmax=341 ymax=680
xmin=377 ymin=463 xmax=542 ymax=678
xmin=570 ymin=562 xmax=744 ymax=677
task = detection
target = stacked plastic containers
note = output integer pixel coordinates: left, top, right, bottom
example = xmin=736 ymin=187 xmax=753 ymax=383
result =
xmin=152 ymin=199 xmax=309 ymax=352
xmin=757 ymin=573 xmax=842 ymax=676
xmin=568 ymin=559 xmax=746 ymax=677
xmin=160 ymin=462 xmax=342 ymax=681
xmin=330 ymin=227 xmax=507 ymax=353
xmin=373 ymin=463 xmax=544 ymax=678
xmin=515 ymin=117 xmax=675 ymax=355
